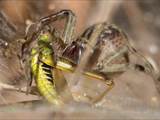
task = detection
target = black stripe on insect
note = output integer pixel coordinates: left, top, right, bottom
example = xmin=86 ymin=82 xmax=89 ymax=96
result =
xmin=41 ymin=62 xmax=54 ymax=83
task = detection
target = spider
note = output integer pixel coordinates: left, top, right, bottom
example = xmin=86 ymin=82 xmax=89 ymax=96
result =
xmin=20 ymin=10 xmax=160 ymax=105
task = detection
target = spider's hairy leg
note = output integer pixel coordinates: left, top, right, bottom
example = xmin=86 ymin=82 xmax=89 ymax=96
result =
xmin=89 ymin=46 xmax=129 ymax=76
xmin=92 ymin=80 xmax=114 ymax=103
xmin=39 ymin=10 xmax=76 ymax=44
xmin=127 ymin=46 xmax=160 ymax=93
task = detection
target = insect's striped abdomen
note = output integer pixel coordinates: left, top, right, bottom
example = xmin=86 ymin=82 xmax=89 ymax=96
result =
xmin=30 ymin=33 xmax=63 ymax=105
xmin=36 ymin=61 xmax=63 ymax=105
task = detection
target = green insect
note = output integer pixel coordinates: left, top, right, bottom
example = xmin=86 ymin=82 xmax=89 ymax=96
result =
xmin=21 ymin=10 xmax=76 ymax=105
xmin=30 ymin=32 xmax=64 ymax=105
xmin=21 ymin=10 xmax=160 ymax=105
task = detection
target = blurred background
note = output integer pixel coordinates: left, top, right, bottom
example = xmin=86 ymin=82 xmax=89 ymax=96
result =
xmin=0 ymin=0 xmax=160 ymax=119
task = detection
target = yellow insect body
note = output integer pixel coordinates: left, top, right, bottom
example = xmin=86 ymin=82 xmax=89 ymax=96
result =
xmin=30 ymin=33 xmax=63 ymax=105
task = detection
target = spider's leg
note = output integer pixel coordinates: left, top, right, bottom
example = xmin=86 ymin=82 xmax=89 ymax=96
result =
xmin=39 ymin=10 xmax=76 ymax=44
xmin=78 ymin=43 xmax=129 ymax=79
xmin=129 ymin=47 xmax=156 ymax=73
xmin=98 ymin=42 xmax=158 ymax=77
xmin=55 ymin=57 xmax=116 ymax=103
xmin=96 ymin=64 xmax=129 ymax=73
xmin=123 ymin=50 xmax=160 ymax=93
xmin=62 ymin=11 xmax=76 ymax=44
xmin=92 ymin=79 xmax=114 ymax=103
xmin=55 ymin=59 xmax=114 ymax=103
xmin=128 ymin=46 xmax=160 ymax=85
xmin=93 ymin=46 xmax=129 ymax=73
xmin=22 ymin=23 xmax=40 ymax=58
xmin=104 ymin=47 xmax=128 ymax=65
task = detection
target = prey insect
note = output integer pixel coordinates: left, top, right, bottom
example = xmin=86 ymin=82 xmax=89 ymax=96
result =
xmin=21 ymin=10 xmax=77 ymax=105
xmin=21 ymin=10 xmax=160 ymax=105
xmin=29 ymin=31 xmax=64 ymax=105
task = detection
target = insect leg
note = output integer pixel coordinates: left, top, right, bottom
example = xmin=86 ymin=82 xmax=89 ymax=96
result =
xmin=23 ymin=57 xmax=33 ymax=95
xmin=25 ymin=48 xmax=39 ymax=95
xmin=26 ymin=71 xmax=33 ymax=95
